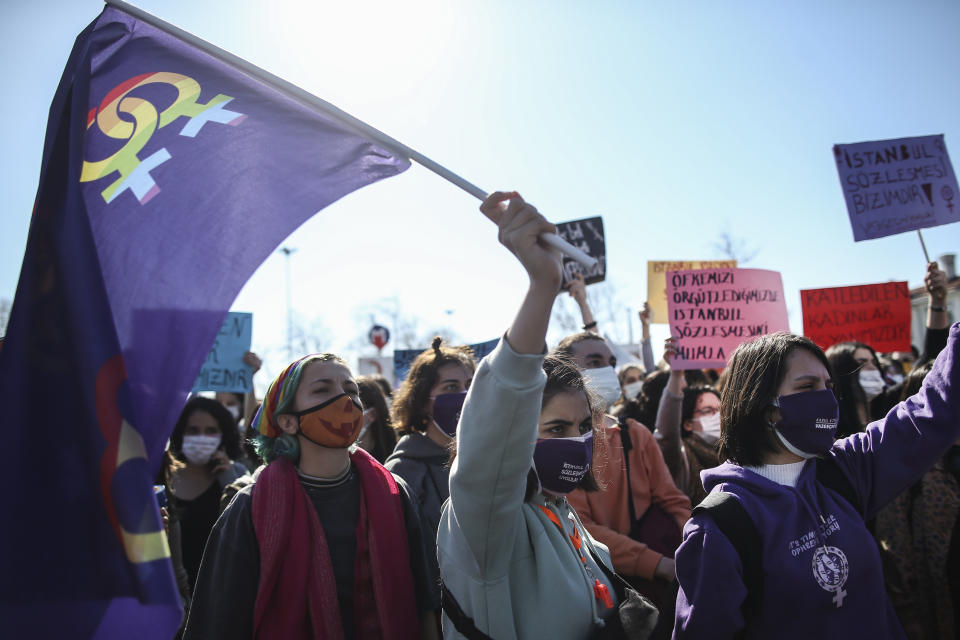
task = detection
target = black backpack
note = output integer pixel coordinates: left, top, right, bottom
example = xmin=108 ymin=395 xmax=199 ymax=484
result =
xmin=690 ymin=457 xmax=863 ymax=628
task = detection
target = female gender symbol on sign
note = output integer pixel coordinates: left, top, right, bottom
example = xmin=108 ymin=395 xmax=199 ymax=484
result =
xmin=942 ymin=185 xmax=955 ymax=213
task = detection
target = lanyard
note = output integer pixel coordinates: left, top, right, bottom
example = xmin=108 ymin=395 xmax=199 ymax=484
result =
xmin=538 ymin=504 xmax=614 ymax=609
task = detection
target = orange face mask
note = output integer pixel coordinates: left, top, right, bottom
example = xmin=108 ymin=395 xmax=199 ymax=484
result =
xmin=291 ymin=394 xmax=364 ymax=448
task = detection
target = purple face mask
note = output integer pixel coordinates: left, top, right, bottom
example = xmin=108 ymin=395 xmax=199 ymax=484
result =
xmin=533 ymin=431 xmax=594 ymax=495
xmin=772 ymin=389 xmax=839 ymax=458
xmin=432 ymin=391 xmax=467 ymax=437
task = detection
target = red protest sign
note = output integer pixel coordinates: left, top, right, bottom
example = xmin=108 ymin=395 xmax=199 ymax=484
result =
xmin=666 ymin=268 xmax=789 ymax=369
xmin=800 ymin=282 xmax=911 ymax=353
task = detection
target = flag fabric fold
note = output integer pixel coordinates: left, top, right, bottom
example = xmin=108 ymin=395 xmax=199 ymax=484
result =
xmin=0 ymin=6 xmax=409 ymax=638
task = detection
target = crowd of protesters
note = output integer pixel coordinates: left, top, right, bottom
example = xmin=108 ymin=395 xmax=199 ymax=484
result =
xmin=158 ymin=192 xmax=958 ymax=639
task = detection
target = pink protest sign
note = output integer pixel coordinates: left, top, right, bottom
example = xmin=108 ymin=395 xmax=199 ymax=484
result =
xmin=665 ymin=268 xmax=789 ymax=369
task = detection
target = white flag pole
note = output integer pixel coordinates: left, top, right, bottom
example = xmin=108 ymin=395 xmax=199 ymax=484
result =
xmin=103 ymin=0 xmax=598 ymax=270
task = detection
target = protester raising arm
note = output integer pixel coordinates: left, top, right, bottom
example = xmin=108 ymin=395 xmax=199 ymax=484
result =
xmin=639 ymin=302 xmax=656 ymax=374
xmin=438 ymin=193 xmax=653 ymax=640
xmin=567 ymin=271 xmax=599 ymax=334
xmin=442 ymin=192 xmax=561 ymax=576
xmin=654 ymin=337 xmax=688 ymax=492
xmin=923 ymin=261 xmax=950 ymax=361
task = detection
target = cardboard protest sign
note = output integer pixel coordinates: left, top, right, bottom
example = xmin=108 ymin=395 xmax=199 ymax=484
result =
xmin=393 ymin=338 xmax=499 ymax=385
xmin=193 ymin=312 xmax=253 ymax=392
xmin=556 ymin=217 xmax=605 ymax=288
xmin=648 ymin=260 xmax=738 ymax=324
xmin=800 ymin=282 xmax=911 ymax=352
xmin=833 ymin=134 xmax=960 ymax=241
xmin=666 ymin=268 xmax=788 ymax=369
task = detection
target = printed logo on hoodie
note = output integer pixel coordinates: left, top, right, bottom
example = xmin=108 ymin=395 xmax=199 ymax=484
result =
xmin=788 ymin=514 xmax=840 ymax=556
xmin=812 ymin=546 xmax=849 ymax=608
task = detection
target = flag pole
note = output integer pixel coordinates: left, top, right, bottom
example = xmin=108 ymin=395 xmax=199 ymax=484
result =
xmin=103 ymin=0 xmax=598 ymax=269
xmin=917 ymin=230 xmax=932 ymax=264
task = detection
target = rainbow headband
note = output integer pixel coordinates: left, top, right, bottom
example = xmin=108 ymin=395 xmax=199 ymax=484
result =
xmin=252 ymin=354 xmax=317 ymax=438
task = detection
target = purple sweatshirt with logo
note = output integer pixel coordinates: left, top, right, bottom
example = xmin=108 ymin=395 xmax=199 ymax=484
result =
xmin=673 ymin=324 xmax=960 ymax=639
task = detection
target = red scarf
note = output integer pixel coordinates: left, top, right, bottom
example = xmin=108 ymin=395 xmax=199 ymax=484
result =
xmin=251 ymin=448 xmax=420 ymax=640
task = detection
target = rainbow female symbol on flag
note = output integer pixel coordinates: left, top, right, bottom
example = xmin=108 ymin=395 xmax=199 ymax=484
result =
xmin=81 ymin=71 xmax=248 ymax=204
xmin=0 ymin=5 xmax=409 ymax=639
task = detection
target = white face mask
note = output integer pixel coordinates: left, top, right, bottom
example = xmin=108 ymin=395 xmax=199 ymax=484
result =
xmin=623 ymin=381 xmax=644 ymax=402
xmin=697 ymin=412 xmax=722 ymax=445
xmin=181 ymin=434 xmax=221 ymax=465
xmin=582 ymin=366 xmax=622 ymax=409
xmin=859 ymin=369 xmax=885 ymax=401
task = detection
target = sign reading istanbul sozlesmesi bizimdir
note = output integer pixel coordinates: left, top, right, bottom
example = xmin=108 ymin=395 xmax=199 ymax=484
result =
xmin=833 ymin=134 xmax=960 ymax=241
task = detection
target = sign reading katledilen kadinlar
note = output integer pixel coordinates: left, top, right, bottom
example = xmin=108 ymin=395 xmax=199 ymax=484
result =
xmin=665 ymin=268 xmax=789 ymax=369
xmin=833 ymin=134 xmax=960 ymax=241
xmin=800 ymin=282 xmax=911 ymax=353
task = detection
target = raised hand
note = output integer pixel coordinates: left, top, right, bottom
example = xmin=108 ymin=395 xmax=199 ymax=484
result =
xmin=483 ymin=191 xmax=562 ymax=355
xmin=567 ymin=271 xmax=588 ymax=305
xmin=481 ymin=191 xmax=562 ymax=291
xmin=925 ymin=261 xmax=947 ymax=303
xmin=639 ymin=302 xmax=652 ymax=327
xmin=242 ymin=351 xmax=262 ymax=374
xmin=665 ymin=336 xmax=686 ymax=394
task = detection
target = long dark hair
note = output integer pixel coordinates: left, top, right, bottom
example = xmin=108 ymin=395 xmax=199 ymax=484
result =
xmin=161 ymin=396 xmax=243 ymax=482
xmin=825 ymin=341 xmax=875 ymax=437
xmin=718 ymin=332 xmax=832 ymax=467
xmin=900 ymin=361 xmax=935 ymax=401
xmin=357 ymin=376 xmax=398 ymax=464
xmin=169 ymin=396 xmax=243 ymax=461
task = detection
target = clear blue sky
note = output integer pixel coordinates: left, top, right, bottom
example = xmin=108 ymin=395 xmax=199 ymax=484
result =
xmin=2 ymin=0 xmax=958 ymax=389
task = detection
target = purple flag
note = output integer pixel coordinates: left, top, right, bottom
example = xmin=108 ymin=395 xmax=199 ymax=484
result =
xmin=0 ymin=6 xmax=408 ymax=638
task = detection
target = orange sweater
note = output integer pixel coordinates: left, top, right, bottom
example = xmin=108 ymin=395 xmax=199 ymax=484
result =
xmin=568 ymin=417 xmax=692 ymax=580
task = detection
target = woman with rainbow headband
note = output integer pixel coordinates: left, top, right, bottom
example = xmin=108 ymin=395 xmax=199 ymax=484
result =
xmin=184 ymin=353 xmax=441 ymax=640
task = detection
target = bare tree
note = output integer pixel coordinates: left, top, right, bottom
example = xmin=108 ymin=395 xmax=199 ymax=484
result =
xmin=712 ymin=231 xmax=759 ymax=264
xmin=414 ymin=325 xmax=465 ymax=349
xmin=289 ymin=311 xmax=333 ymax=355
xmin=549 ymin=281 xmax=632 ymax=345
xmin=349 ymin=295 xmax=440 ymax=354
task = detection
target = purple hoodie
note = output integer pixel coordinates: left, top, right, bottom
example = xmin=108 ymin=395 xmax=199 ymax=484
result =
xmin=673 ymin=324 xmax=960 ymax=639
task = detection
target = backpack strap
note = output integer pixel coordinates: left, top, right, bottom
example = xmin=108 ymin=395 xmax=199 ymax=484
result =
xmin=692 ymin=492 xmax=762 ymax=629
xmin=815 ymin=455 xmax=863 ymax=518
xmin=440 ymin=580 xmax=495 ymax=640
xmin=618 ymin=417 xmax=639 ymax=524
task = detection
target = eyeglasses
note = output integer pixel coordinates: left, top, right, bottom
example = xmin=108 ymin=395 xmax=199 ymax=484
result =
xmin=693 ymin=407 xmax=719 ymax=417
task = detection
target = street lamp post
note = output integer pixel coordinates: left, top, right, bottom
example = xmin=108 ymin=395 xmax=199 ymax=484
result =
xmin=279 ymin=246 xmax=296 ymax=359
